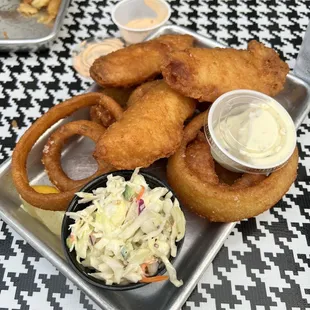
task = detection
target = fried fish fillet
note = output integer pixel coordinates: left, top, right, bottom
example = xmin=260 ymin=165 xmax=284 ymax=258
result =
xmin=162 ymin=40 xmax=289 ymax=102
xmin=90 ymin=34 xmax=194 ymax=88
xmin=94 ymin=80 xmax=196 ymax=169
xmin=126 ymin=80 xmax=154 ymax=107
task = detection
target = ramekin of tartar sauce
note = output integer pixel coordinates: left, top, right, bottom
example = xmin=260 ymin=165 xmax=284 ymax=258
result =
xmin=111 ymin=0 xmax=171 ymax=44
xmin=204 ymin=90 xmax=297 ymax=174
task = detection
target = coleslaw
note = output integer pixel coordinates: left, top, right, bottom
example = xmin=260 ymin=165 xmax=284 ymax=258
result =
xmin=66 ymin=169 xmax=186 ymax=287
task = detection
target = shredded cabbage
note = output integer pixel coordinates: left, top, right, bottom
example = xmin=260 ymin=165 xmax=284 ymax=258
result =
xmin=66 ymin=168 xmax=186 ymax=287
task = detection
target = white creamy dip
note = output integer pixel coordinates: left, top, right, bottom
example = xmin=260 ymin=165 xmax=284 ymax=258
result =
xmin=213 ymin=99 xmax=296 ymax=168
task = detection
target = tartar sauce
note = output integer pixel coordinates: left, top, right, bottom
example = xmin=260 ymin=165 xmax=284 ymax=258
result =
xmin=213 ymin=100 xmax=296 ymax=168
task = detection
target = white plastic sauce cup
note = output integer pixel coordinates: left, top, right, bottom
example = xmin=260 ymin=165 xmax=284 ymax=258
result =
xmin=204 ymin=90 xmax=297 ymax=174
xmin=111 ymin=0 xmax=171 ymax=44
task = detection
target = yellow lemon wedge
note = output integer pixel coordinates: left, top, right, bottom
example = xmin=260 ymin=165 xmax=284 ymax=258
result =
xmin=32 ymin=185 xmax=60 ymax=194
xmin=21 ymin=185 xmax=65 ymax=237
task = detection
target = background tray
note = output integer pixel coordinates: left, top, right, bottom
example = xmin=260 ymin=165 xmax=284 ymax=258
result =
xmin=0 ymin=0 xmax=70 ymax=51
xmin=0 ymin=25 xmax=309 ymax=310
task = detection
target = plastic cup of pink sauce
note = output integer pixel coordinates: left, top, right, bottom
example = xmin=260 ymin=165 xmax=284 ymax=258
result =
xmin=112 ymin=0 xmax=171 ymax=44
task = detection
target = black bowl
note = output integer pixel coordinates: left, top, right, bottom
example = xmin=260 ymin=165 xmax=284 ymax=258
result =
xmin=61 ymin=170 xmax=184 ymax=291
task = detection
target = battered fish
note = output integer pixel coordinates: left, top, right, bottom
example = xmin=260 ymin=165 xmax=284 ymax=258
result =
xmin=162 ymin=40 xmax=289 ymax=102
xmin=90 ymin=34 xmax=194 ymax=88
xmin=94 ymin=80 xmax=196 ymax=169
xmin=126 ymin=80 xmax=154 ymax=107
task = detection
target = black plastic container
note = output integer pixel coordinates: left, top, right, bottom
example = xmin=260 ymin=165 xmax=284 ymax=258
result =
xmin=61 ymin=170 xmax=184 ymax=291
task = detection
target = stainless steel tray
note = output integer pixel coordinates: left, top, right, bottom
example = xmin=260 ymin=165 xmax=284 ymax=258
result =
xmin=0 ymin=0 xmax=71 ymax=51
xmin=0 ymin=25 xmax=309 ymax=310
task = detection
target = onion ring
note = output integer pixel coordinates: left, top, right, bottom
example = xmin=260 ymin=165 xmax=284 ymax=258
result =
xmin=90 ymin=88 xmax=133 ymax=127
xmin=167 ymin=111 xmax=299 ymax=222
xmin=90 ymin=93 xmax=124 ymax=127
xmin=100 ymin=87 xmax=134 ymax=108
xmin=98 ymin=94 xmax=124 ymax=121
xmin=12 ymin=92 xmax=123 ymax=211
xmin=42 ymin=120 xmax=113 ymax=192
xmin=90 ymin=105 xmax=115 ymax=128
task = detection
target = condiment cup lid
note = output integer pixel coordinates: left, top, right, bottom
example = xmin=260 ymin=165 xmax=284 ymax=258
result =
xmin=204 ymin=90 xmax=297 ymax=174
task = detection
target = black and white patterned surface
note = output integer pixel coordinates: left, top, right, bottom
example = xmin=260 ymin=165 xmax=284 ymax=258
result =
xmin=0 ymin=0 xmax=310 ymax=309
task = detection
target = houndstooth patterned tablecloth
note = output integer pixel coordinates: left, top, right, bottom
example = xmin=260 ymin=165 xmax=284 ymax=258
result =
xmin=0 ymin=1 xmax=310 ymax=309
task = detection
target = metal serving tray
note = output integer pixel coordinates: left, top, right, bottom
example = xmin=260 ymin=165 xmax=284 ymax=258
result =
xmin=0 ymin=25 xmax=309 ymax=310
xmin=0 ymin=0 xmax=70 ymax=51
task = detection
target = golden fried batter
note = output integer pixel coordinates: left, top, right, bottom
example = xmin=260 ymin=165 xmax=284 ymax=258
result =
xmin=185 ymin=134 xmax=267 ymax=189
xmin=100 ymin=87 xmax=134 ymax=108
xmin=167 ymin=111 xmax=298 ymax=222
xmin=18 ymin=0 xmax=61 ymax=23
xmin=90 ymin=105 xmax=114 ymax=128
xmin=90 ymin=34 xmax=194 ymax=88
xmin=162 ymin=40 xmax=289 ymax=102
xmin=94 ymin=81 xmax=196 ymax=169
xmin=185 ymin=133 xmax=219 ymax=185
xmin=126 ymin=80 xmax=155 ymax=107
xmin=90 ymin=87 xmax=134 ymax=127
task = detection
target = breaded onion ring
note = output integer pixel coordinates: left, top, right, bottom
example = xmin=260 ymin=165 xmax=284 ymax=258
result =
xmin=90 ymin=87 xmax=131 ymax=127
xmin=12 ymin=93 xmax=123 ymax=211
xmin=42 ymin=120 xmax=113 ymax=192
xmin=89 ymin=88 xmax=128 ymax=128
xmin=167 ymin=111 xmax=299 ymax=222
xmin=100 ymin=87 xmax=134 ymax=108
xmin=90 ymin=105 xmax=115 ymax=127
xmin=98 ymin=94 xmax=123 ymax=121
